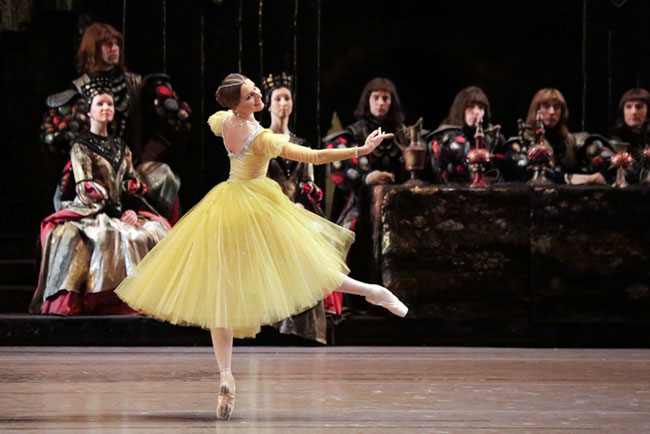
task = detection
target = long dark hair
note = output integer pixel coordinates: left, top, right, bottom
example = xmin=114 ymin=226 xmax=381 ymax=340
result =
xmin=526 ymin=88 xmax=569 ymax=139
xmin=353 ymin=77 xmax=405 ymax=131
xmin=613 ymin=88 xmax=650 ymax=133
xmin=442 ymin=86 xmax=491 ymax=126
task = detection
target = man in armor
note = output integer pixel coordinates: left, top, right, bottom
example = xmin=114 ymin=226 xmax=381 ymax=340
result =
xmin=605 ymin=88 xmax=650 ymax=183
xmin=40 ymin=22 xmax=190 ymax=223
xmin=323 ymin=77 xmax=407 ymax=314
xmin=324 ymin=77 xmax=407 ymax=230
xmin=611 ymin=88 xmax=649 ymax=150
xmin=502 ymin=88 xmax=609 ymax=185
xmin=427 ymin=86 xmax=504 ymax=184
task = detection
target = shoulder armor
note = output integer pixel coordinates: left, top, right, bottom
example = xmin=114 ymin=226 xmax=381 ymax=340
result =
xmin=346 ymin=120 xmax=368 ymax=144
xmin=142 ymin=72 xmax=170 ymax=87
xmin=571 ymin=132 xmax=610 ymax=149
xmin=322 ymin=130 xmax=355 ymax=146
xmin=71 ymin=74 xmax=91 ymax=94
xmin=502 ymin=136 xmax=524 ymax=147
xmin=46 ymin=89 xmax=80 ymax=108
xmin=425 ymin=124 xmax=462 ymax=141
xmin=573 ymin=132 xmax=613 ymax=159
xmin=125 ymin=71 xmax=142 ymax=89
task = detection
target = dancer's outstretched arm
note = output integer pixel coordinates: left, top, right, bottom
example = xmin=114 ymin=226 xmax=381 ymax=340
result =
xmin=274 ymin=128 xmax=393 ymax=165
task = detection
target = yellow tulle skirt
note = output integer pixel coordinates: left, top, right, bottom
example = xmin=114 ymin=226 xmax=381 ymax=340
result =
xmin=115 ymin=177 xmax=354 ymax=338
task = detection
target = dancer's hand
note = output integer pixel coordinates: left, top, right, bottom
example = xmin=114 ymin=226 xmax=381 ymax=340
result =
xmin=358 ymin=128 xmax=393 ymax=156
xmin=121 ymin=210 xmax=139 ymax=226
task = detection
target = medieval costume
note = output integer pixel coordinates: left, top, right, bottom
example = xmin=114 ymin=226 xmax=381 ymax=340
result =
xmin=499 ymin=89 xmax=580 ymax=183
xmin=30 ymin=131 xmax=170 ymax=315
xmin=499 ymin=126 xmax=578 ymax=183
xmin=607 ymin=125 xmax=650 ymax=183
xmin=42 ymin=69 xmax=189 ymax=223
xmin=427 ymin=86 xmax=504 ymax=184
xmin=324 ymin=78 xmax=408 ymax=314
xmin=428 ymin=122 xmax=504 ymax=183
xmin=326 ymin=118 xmax=406 ymax=229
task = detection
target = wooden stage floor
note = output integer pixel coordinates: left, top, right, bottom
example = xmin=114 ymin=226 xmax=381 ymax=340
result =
xmin=1 ymin=347 xmax=649 ymax=433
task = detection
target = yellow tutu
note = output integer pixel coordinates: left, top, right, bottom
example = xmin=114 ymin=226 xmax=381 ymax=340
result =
xmin=116 ymin=111 xmax=354 ymax=338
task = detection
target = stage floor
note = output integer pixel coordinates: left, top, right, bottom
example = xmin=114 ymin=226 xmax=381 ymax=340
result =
xmin=0 ymin=347 xmax=648 ymax=433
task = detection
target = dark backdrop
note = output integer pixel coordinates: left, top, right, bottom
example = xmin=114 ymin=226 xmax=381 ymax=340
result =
xmin=1 ymin=0 xmax=648 ymax=231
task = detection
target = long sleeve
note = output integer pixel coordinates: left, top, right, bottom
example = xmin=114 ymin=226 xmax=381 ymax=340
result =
xmin=254 ymin=130 xmax=357 ymax=165
xmin=122 ymin=147 xmax=137 ymax=181
xmin=280 ymin=141 xmax=357 ymax=165
xmin=120 ymin=147 xmax=147 ymax=197
xmin=70 ymin=143 xmax=108 ymax=206
xmin=70 ymin=143 xmax=93 ymax=184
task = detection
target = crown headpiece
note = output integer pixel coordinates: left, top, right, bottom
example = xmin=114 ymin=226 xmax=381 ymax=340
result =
xmin=261 ymin=72 xmax=293 ymax=93
xmin=80 ymin=80 xmax=113 ymax=101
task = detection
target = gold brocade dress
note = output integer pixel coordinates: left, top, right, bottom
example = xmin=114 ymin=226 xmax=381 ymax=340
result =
xmin=115 ymin=111 xmax=355 ymax=338
xmin=30 ymin=133 xmax=170 ymax=314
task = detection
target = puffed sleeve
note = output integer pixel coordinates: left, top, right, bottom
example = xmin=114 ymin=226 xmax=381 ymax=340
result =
xmin=253 ymin=129 xmax=357 ymax=164
xmin=70 ymin=143 xmax=108 ymax=206
xmin=207 ymin=110 xmax=232 ymax=137
xmin=252 ymin=130 xmax=286 ymax=158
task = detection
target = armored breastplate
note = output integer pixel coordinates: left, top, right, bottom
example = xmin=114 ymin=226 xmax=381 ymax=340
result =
xmin=348 ymin=119 xmax=403 ymax=171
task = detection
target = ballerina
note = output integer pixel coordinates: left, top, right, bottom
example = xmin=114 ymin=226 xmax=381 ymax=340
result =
xmin=115 ymin=73 xmax=408 ymax=420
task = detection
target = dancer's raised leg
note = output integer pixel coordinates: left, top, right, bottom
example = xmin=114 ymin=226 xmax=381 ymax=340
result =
xmin=337 ymin=275 xmax=408 ymax=317
xmin=210 ymin=327 xmax=235 ymax=420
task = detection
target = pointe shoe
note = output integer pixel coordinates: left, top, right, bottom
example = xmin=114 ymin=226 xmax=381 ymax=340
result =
xmin=365 ymin=284 xmax=409 ymax=317
xmin=217 ymin=376 xmax=235 ymax=420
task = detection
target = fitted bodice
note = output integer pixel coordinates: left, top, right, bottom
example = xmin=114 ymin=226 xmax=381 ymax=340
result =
xmin=208 ymin=110 xmax=348 ymax=182
xmin=226 ymin=129 xmax=273 ymax=181
xmin=209 ymin=110 xmax=284 ymax=182
xmin=71 ymin=133 xmax=134 ymax=206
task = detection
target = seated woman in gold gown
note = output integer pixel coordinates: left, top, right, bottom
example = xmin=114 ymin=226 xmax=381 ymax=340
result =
xmin=29 ymin=90 xmax=170 ymax=315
